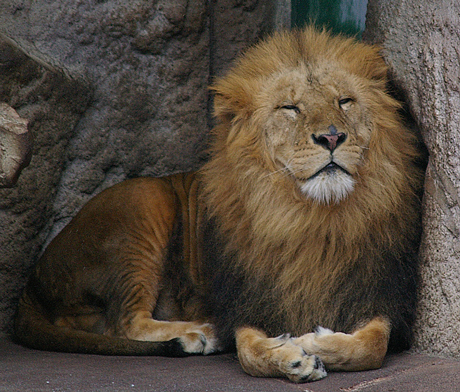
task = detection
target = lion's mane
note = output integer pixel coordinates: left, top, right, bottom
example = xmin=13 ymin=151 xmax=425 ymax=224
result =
xmin=199 ymin=27 xmax=424 ymax=351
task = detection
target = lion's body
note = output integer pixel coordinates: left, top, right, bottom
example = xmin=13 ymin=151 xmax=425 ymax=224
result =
xmin=15 ymin=27 xmax=424 ymax=382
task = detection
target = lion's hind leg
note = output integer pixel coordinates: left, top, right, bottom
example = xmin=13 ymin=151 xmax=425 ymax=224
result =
xmin=235 ymin=327 xmax=327 ymax=383
xmin=124 ymin=311 xmax=219 ymax=355
xmin=293 ymin=317 xmax=391 ymax=371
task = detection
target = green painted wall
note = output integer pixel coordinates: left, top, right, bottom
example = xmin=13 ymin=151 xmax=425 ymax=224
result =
xmin=292 ymin=0 xmax=368 ymax=37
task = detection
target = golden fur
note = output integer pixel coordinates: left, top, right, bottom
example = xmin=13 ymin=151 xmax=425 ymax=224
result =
xmin=201 ymin=27 xmax=422 ymax=333
xmin=15 ymin=27 xmax=424 ymax=383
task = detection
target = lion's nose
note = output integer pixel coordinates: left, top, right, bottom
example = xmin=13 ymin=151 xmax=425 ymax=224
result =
xmin=312 ymin=125 xmax=347 ymax=152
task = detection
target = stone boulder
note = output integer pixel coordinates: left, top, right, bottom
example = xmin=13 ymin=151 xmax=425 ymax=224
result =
xmin=365 ymin=0 xmax=460 ymax=357
xmin=0 ymin=34 xmax=91 ymax=332
xmin=0 ymin=102 xmax=32 ymax=188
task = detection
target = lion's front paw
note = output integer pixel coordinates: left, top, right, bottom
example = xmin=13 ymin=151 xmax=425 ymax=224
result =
xmin=271 ymin=340 xmax=327 ymax=383
xmin=237 ymin=330 xmax=327 ymax=383
xmin=179 ymin=323 xmax=219 ymax=355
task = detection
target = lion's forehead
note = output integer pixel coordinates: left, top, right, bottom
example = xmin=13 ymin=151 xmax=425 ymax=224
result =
xmin=262 ymin=66 xmax=357 ymax=108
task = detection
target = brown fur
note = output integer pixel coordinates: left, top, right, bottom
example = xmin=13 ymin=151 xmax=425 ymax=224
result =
xmin=15 ymin=27 xmax=424 ymax=382
xmin=201 ymin=26 xmax=422 ymax=337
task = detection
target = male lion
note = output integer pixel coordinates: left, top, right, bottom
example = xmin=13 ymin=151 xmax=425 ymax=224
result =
xmin=15 ymin=27 xmax=424 ymax=383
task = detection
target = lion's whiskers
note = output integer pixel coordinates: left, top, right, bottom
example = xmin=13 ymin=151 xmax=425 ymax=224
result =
xmin=262 ymin=167 xmax=289 ymax=179
xmin=262 ymin=160 xmax=294 ymax=179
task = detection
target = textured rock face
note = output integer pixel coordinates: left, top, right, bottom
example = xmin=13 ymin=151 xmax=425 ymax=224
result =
xmin=1 ymin=0 xmax=212 ymax=236
xmin=0 ymin=0 xmax=277 ymax=333
xmin=0 ymin=102 xmax=32 ymax=187
xmin=0 ymin=35 xmax=91 ymax=332
xmin=365 ymin=1 xmax=460 ymax=357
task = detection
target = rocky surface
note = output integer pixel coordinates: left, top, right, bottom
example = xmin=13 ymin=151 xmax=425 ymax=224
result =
xmin=0 ymin=102 xmax=32 ymax=187
xmin=1 ymin=0 xmax=212 ymax=240
xmin=365 ymin=0 xmax=460 ymax=357
xmin=0 ymin=34 xmax=91 ymax=332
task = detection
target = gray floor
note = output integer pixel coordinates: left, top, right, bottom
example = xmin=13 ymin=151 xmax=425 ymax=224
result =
xmin=2 ymin=336 xmax=460 ymax=391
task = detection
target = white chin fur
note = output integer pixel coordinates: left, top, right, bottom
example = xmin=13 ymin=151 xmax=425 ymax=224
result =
xmin=300 ymin=171 xmax=355 ymax=204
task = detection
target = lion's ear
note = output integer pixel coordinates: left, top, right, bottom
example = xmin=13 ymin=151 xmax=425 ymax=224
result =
xmin=350 ymin=45 xmax=389 ymax=82
xmin=367 ymin=48 xmax=389 ymax=81
xmin=210 ymin=74 xmax=257 ymax=123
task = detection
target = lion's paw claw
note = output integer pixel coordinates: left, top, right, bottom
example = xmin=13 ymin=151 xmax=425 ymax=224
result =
xmin=286 ymin=353 xmax=327 ymax=383
xmin=270 ymin=340 xmax=327 ymax=383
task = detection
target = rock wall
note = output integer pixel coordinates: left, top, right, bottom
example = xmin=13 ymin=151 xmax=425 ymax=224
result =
xmin=0 ymin=34 xmax=91 ymax=332
xmin=0 ymin=101 xmax=32 ymax=188
xmin=365 ymin=1 xmax=460 ymax=357
xmin=0 ymin=0 xmax=281 ymax=334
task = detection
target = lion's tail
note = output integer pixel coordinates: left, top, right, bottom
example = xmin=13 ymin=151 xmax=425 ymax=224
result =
xmin=13 ymin=292 xmax=186 ymax=356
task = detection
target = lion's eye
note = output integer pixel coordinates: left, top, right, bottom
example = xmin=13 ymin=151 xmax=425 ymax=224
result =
xmin=338 ymin=98 xmax=353 ymax=109
xmin=279 ymin=105 xmax=301 ymax=114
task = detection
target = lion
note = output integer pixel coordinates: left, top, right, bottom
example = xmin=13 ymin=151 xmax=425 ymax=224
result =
xmin=14 ymin=27 xmax=424 ymax=383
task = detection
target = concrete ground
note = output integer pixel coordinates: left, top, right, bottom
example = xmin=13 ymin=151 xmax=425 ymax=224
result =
xmin=1 ymin=336 xmax=460 ymax=392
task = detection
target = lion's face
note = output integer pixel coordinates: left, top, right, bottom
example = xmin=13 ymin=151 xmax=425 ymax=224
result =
xmin=256 ymin=63 xmax=373 ymax=204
